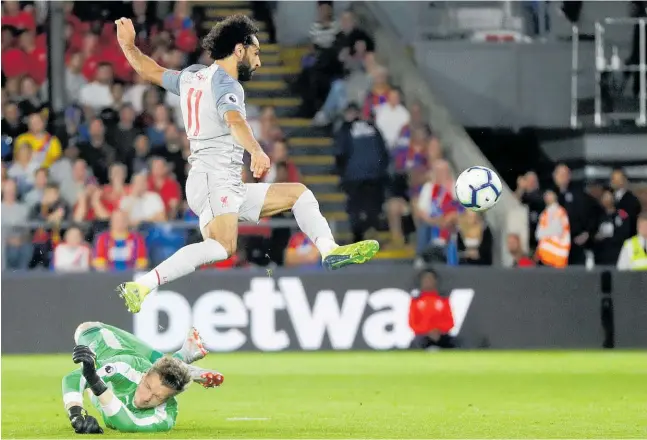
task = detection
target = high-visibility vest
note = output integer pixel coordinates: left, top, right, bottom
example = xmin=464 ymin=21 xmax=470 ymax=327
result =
xmin=537 ymin=205 xmax=571 ymax=268
xmin=627 ymin=236 xmax=647 ymax=270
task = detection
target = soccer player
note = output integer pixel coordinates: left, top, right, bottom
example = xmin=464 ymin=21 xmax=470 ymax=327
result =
xmin=62 ymin=322 xmax=222 ymax=434
xmin=113 ymin=15 xmax=379 ymax=314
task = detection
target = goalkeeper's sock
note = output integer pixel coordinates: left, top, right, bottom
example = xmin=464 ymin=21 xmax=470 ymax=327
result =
xmin=291 ymin=190 xmax=338 ymax=257
xmin=138 ymin=239 xmax=229 ymax=291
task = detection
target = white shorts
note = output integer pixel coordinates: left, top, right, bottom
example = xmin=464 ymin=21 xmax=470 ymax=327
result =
xmin=185 ymin=172 xmax=271 ymax=231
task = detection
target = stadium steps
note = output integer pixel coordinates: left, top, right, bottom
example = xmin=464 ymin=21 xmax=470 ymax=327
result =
xmin=197 ymin=2 xmax=355 ymax=242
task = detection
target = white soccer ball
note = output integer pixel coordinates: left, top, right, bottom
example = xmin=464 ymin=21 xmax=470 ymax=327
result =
xmin=454 ymin=166 xmax=503 ymax=212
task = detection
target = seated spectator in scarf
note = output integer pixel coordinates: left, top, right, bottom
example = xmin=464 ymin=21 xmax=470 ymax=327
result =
xmin=52 ymin=225 xmax=91 ymax=272
xmin=415 ymin=160 xmax=461 ymax=265
xmin=15 ymin=113 xmax=62 ymax=169
xmin=361 ymin=65 xmax=390 ymax=121
xmin=93 ymin=210 xmax=148 ymax=272
xmin=284 ymin=231 xmax=321 ymax=269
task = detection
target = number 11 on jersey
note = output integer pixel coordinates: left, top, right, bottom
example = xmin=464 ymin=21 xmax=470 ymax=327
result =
xmin=187 ymin=88 xmax=203 ymax=136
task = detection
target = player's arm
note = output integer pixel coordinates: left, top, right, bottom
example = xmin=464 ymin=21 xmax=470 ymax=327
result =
xmin=115 ymin=18 xmax=166 ymax=87
xmin=62 ymin=364 xmax=104 ymax=434
xmin=95 ymin=392 xmax=175 ymax=433
xmin=215 ymin=79 xmax=270 ymax=178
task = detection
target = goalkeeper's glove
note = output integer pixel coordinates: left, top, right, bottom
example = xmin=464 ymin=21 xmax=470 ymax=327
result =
xmin=68 ymin=406 xmax=104 ymax=434
xmin=72 ymin=345 xmax=107 ymax=396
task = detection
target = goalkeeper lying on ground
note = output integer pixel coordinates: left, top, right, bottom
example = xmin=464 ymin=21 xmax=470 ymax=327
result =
xmin=62 ymin=322 xmax=223 ymax=434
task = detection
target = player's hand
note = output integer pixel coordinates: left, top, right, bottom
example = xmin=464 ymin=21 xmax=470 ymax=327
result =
xmin=72 ymin=345 xmax=97 ymax=380
xmin=71 ymin=414 xmax=104 ymax=434
xmin=114 ymin=17 xmax=136 ymax=48
xmin=250 ymin=148 xmax=270 ymax=179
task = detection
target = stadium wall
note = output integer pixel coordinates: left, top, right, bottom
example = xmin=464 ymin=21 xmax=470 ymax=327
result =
xmin=2 ymin=268 xmax=646 ymax=354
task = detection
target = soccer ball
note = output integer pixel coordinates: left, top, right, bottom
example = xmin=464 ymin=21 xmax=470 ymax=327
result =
xmin=454 ymin=166 xmax=503 ymax=212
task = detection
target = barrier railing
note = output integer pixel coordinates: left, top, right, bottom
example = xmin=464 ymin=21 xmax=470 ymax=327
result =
xmin=571 ymin=17 xmax=647 ymax=127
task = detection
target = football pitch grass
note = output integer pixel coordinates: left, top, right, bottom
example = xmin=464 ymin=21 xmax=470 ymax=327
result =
xmin=2 ymin=351 xmax=646 ymax=439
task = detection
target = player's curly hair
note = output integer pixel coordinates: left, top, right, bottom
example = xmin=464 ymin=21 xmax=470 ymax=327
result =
xmin=150 ymin=356 xmax=192 ymax=393
xmin=202 ymin=15 xmax=259 ymax=60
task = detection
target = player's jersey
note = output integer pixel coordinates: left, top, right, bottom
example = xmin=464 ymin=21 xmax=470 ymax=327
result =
xmin=162 ymin=64 xmax=247 ymax=178
xmin=62 ymin=353 xmax=177 ymax=433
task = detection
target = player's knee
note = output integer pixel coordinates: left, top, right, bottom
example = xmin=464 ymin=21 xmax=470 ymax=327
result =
xmin=288 ymin=183 xmax=310 ymax=208
xmin=209 ymin=237 xmax=236 ymax=257
xmin=74 ymin=322 xmax=101 ymax=344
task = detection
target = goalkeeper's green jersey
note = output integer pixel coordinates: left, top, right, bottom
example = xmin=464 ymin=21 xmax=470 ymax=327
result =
xmin=62 ymin=353 xmax=178 ymax=433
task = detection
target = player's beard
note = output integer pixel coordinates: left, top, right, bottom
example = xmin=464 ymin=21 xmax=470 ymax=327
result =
xmin=237 ymin=59 xmax=254 ymax=82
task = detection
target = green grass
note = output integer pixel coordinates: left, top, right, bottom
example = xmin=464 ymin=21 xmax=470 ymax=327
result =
xmin=2 ymin=351 xmax=647 ymax=439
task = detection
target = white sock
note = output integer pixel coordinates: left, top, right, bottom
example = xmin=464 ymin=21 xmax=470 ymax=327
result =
xmin=292 ymin=189 xmax=338 ymax=257
xmin=138 ymin=239 xmax=229 ymax=290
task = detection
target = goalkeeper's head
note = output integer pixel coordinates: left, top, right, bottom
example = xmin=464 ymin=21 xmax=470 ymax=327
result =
xmin=134 ymin=357 xmax=191 ymax=409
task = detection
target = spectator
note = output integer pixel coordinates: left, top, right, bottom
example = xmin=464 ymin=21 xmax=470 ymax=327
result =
xmin=610 ymin=168 xmax=642 ymax=236
xmin=535 ymin=189 xmax=571 ymax=268
xmin=52 ymin=225 xmax=91 ymax=272
xmin=456 ymin=211 xmax=493 ymax=265
xmin=617 ymin=212 xmax=647 ymax=271
xmin=264 ymin=140 xmax=300 ymax=184
xmin=79 ymin=62 xmax=114 ymax=111
xmin=386 ymin=127 xmax=429 ymax=248
xmin=284 ymin=231 xmax=321 ymax=268
xmin=148 ymin=157 xmax=182 ymax=219
xmin=415 ymin=160 xmax=460 ymax=265
xmin=593 ymin=189 xmax=632 ymax=265
xmin=93 ymin=210 xmax=148 ymax=272
xmin=146 ymin=104 xmax=171 ymax=149
xmin=335 ymin=103 xmax=389 ymax=242
xmin=164 ymin=0 xmax=194 ymax=34
xmin=18 ymin=30 xmax=46 ymax=85
xmin=160 ymin=124 xmax=186 ymax=186
xmin=72 ymin=183 xmax=110 ymax=223
xmin=109 ymin=104 xmax=140 ymax=166
xmin=29 ymin=182 xmax=70 ymax=268
xmin=375 ymin=88 xmax=410 ymax=150
xmin=131 ymin=134 xmax=151 ymax=175
xmin=1 ymin=178 xmax=32 ymax=270
xmin=408 ymin=268 xmax=455 ymax=350
xmin=2 ymin=30 xmax=29 ymax=80
xmin=120 ymin=173 xmax=166 ymax=226
xmin=57 ymin=106 xmax=83 ymax=149
xmin=552 ymin=164 xmax=597 ymax=265
xmin=515 ymin=170 xmax=544 ymax=250
xmin=65 ymin=52 xmax=88 ymax=104
xmin=8 ymin=142 xmax=39 ymax=196
xmin=23 ymin=167 xmax=48 ymax=208
xmin=131 ymin=0 xmax=158 ymax=50
xmin=5 ymin=76 xmax=21 ymax=101
xmin=102 ymin=162 xmax=129 ymax=213
xmin=301 ymin=1 xmax=341 ymax=116
xmin=1 ymin=101 xmax=27 ymax=148
xmin=109 ymin=82 xmax=126 ymax=111
xmin=1 ymin=1 xmax=36 ymax=32
xmin=124 ymin=75 xmax=150 ymax=114
xmin=137 ymin=87 xmax=162 ymax=128
xmin=362 ymin=65 xmax=390 ymax=121
xmin=49 ymin=144 xmax=82 ymax=188
xmin=18 ymin=75 xmax=45 ymax=117
xmin=257 ymin=106 xmax=278 ymax=147
xmin=77 ymin=118 xmax=116 ymax=184
xmin=14 ymin=113 xmax=62 ymax=169
xmin=507 ymin=233 xmax=536 ymax=267
xmin=335 ymin=10 xmax=375 ymax=59
xmin=59 ymin=158 xmax=97 ymax=207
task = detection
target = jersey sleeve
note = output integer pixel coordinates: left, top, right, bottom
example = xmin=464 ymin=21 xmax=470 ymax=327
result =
xmin=161 ymin=64 xmax=207 ymax=96
xmin=62 ymin=369 xmax=86 ymax=408
xmin=213 ymin=76 xmax=245 ymax=120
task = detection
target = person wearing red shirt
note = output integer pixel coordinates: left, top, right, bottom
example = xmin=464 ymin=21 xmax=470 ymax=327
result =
xmin=408 ymin=268 xmax=456 ymax=349
xmin=93 ymin=210 xmax=148 ymax=272
xmin=1 ymin=44 xmax=28 ymax=79
xmin=507 ymin=233 xmax=536 ymax=268
xmin=18 ymin=30 xmax=47 ymax=84
xmin=148 ymin=157 xmax=181 ymax=219
xmin=102 ymin=163 xmax=130 ymax=214
xmin=1 ymin=1 xmax=36 ymax=32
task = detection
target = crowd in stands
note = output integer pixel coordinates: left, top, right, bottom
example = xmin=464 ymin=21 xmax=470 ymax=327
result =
xmin=1 ymin=1 xmax=306 ymax=272
xmin=513 ymin=164 xmax=647 ymax=269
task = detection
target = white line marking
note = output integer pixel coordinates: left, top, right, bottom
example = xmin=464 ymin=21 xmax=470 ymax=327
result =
xmin=226 ymin=417 xmax=271 ymax=421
